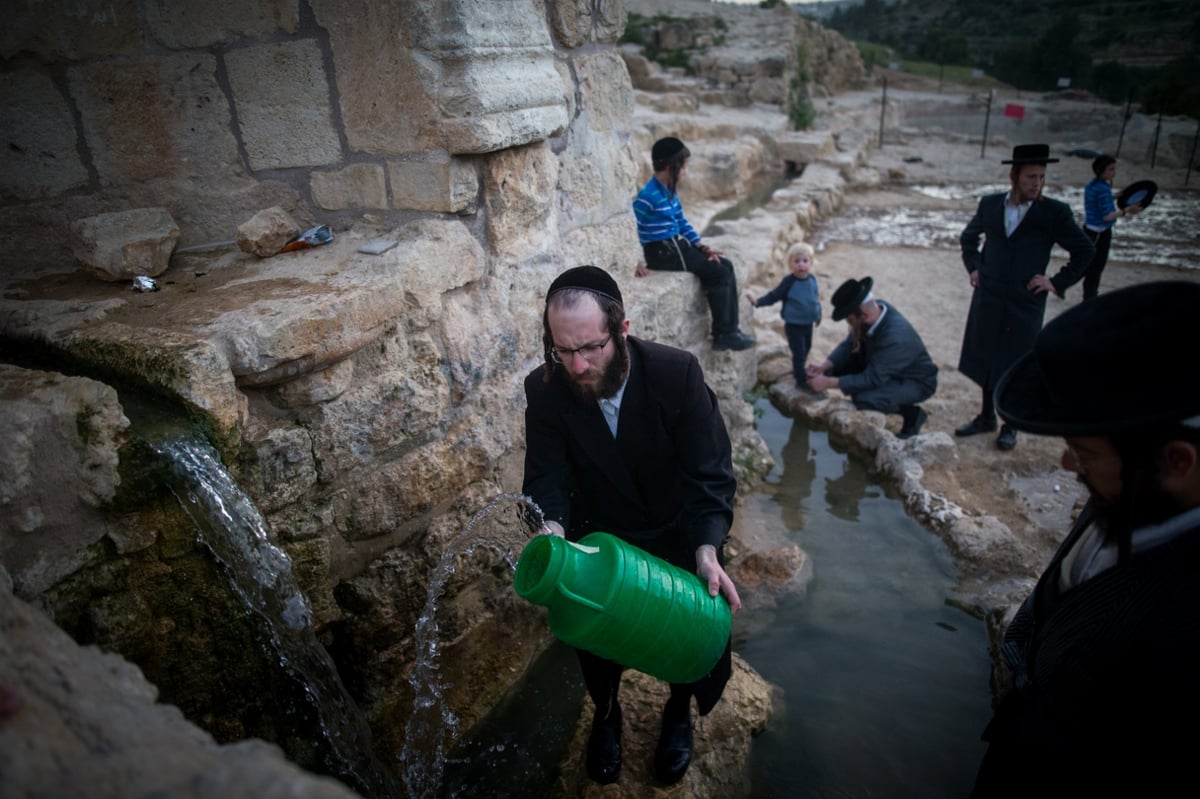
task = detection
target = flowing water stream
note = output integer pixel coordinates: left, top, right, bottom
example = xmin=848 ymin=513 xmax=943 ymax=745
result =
xmin=152 ymin=436 xmax=399 ymax=799
xmin=398 ymin=492 xmax=544 ymax=799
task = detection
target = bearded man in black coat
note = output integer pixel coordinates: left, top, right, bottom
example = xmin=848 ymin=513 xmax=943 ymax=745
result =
xmin=971 ymin=281 xmax=1200 ymax=797
xmin=956 ymin=143 xmax=1094 ymax=451
xmin=522 ymin=266 xmax=742 ymax=787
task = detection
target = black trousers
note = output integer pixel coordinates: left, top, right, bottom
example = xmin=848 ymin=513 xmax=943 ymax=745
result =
xmin=642 ymin=236 xmax=741 ymax=338
xmin=1081 ymin=227 xmax=1112 ymax=300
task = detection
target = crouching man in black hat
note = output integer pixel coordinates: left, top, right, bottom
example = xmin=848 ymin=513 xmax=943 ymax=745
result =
xmin=523 ymin=265 xmax=742 ymax=787
xmin=971 ymin=280 xmax=1200 ymax=797
xmin=806 ymin=277 xmax=938 ymax=439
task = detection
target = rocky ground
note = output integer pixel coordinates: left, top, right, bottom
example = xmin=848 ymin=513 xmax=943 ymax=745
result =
xmin=730 ymin=73 xmax=1200 ymax=622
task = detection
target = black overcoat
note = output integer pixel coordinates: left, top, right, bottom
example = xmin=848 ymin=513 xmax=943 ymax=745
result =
xmin=522 ymin=335 xmax=735 ymax=557
xmin=958 ymin=192 xmax=1094 ymax=387
xmin=972 ymin=503 xmax=1200 ymax=796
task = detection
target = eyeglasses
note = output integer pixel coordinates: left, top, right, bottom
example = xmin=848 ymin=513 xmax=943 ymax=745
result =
xmin=549 ymin=335 xmax=611 ymax=364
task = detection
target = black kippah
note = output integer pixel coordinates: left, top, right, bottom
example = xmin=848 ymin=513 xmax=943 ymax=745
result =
xmin=547 ymin=265 xmax=623 ymax=307
xmin=651 ymin=136 xmax=686 ymax=164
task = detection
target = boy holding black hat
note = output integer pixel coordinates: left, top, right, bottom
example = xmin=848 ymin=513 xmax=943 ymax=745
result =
xmin=971 ymin=280 xmax=1200 ymax=797
xmin=956 ymin=143 xmax=1094 ymax=451
xmin=633 ymin=136 xmax=756 ymax=351
xmin=806 ymin=276 xmax=938 ymax=439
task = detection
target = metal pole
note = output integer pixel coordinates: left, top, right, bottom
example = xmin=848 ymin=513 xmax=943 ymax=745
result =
xmin=1151 ymin=108 xmax=1162 ymax=169
xmin=878 ymin=76 xmax=887 ymax=148
xmin=1186 ymin=117 xmax=1199 ymax=186
xmin=1115 ymin=96 xmax=1132 ymax=159
xmin=981 ymin=89 xmax=994 ymax=159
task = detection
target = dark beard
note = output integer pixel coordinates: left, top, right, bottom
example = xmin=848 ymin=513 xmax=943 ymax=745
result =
xmin=1085 ymin=465 xmax=1186 ymax=544
xmin=567 ymin=336 xmax=629 ymax=403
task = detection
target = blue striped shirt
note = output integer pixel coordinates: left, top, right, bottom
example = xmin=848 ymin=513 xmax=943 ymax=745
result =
xmin=633 ymin=176 xmax=701 ymax=246
xmin=1083 ymin=177 xmax=1116 ymax=232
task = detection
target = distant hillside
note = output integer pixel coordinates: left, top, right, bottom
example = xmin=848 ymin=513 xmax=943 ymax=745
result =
xmin=813 ymin=0 xmax=1199 ymax=113
xmin=820 ymin=0 xmax=1197 ymax=68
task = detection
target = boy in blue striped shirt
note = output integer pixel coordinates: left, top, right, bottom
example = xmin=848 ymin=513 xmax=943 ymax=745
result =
xmin=633 ymin=137 xmax=755 ymax=351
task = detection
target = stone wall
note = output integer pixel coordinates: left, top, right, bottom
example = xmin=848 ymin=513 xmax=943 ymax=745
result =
xmin=0 ymin=0 xmax=620 ymax=275
xmin=0 ymin=0 xmax=871 ymax=793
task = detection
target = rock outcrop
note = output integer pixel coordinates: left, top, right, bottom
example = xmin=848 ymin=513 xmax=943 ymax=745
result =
xmin=0 ymin=0 xmax=871 ymax=795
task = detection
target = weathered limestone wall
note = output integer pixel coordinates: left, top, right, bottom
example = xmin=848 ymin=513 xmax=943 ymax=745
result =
xmin=0 ymin=0 xmax=868 ymax=793
xmin=0 ymin=0 xmax=608 ymax=275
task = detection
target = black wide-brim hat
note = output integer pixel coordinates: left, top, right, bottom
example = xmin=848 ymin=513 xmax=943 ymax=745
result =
xmin=1118 ymin=179 xmax=1157 ymax=209
xmin=995 ymin=281 xmax=1200 ymax=436
xmin=831 ymin=276 xmax=872 ymax=321
xmin=1002 ymin=143 xmax=1059 ymax=165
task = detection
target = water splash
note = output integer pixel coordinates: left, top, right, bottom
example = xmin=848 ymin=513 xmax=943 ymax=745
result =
xmin=152 ymin=437 xmax=399 ymax=798
xmin=400 ymin=492 xmax=546 ymax=799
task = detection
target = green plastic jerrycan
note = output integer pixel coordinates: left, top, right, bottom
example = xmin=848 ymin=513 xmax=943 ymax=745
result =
xmin=513 ymin=531 xmax=731 ymax=684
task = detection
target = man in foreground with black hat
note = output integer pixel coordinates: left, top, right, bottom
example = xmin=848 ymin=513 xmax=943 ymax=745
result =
xmin=956 ymin=143 xmax=1094 ymax=451
xmin=806 ymin=276 xmax=938 ymax=439
xmin=522 ymin=265 xmax=742 ymax=787
xmin=633 ymin=136 xmax=756 ymax=351
xmin=971 ymin=280 xmax=1200 ymax=797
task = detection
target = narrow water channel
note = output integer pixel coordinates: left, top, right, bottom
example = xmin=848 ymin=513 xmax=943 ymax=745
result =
xmin=739 ymin=401 xmax=992 ymax=799
xmin=442 ymin=402 xmax=993 ymax=797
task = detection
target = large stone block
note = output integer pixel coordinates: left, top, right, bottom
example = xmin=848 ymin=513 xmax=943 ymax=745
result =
xmin=0 ymin=0 xmax=140 ymax=60
xmin=70 ymin=207 xmax=180 ymax=281
xmin=311 ymin=163 xmax=389 ymax=211
xmin=236 ymin=205 xmax=301 ymax=258
xmin=0 ymin=68 xmax=90 ymax=200
xmin=415 ymin=0 xmax=570 ymax=153
xmin=0 ymin=580 xmax=361 ymax=799
xmin=549 ymin=0 xmax=627 ymax=48
xmin=483 ymin=143 xmax=559 ymax=261
xmin=69 ymin=54 xmax=241 ymax=185
xmin=145 ymin=0 xmax=299 ymax=49
xmin=776 ymin=130 xmax=836 ymax=166
xmin=387 ymin=157 xmax=477 ymax=213
xmin=0 ymin=365 xmax=127 ymax=596
xmin=224 ymin=40 xmax=341 ymax=170
xmin=314 ymin=0 xmax=433 ymax=156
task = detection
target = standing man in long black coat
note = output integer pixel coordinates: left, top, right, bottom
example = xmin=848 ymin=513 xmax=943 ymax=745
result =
xmin=955 ymin=143 xmax=1094 ymax=451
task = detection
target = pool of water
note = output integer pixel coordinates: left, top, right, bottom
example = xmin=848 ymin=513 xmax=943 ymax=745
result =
xmin=738 ymin=402 xmax=992 ymax=799
xmin=441 ymin=402 xmax=993 ymax=797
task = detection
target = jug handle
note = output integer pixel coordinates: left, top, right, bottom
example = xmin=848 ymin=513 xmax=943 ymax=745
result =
xmin=556 ymin=584 xmax=604 ymax=612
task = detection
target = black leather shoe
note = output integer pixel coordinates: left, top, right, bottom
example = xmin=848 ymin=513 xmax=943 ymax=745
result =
xmin=954 ymin=414 xmax=997 ymax=437
xmin=654 ymin=705 xmax=693 ymax=785
xmin=996 ymin=425 xmax=1018 ymax=451
xmin=713 ymin=331 xmax=755 ymax=351
xmin=585 ymin=704 xmax=622 ymax=784
xmin=898 ymin=407 xmax=927 ymax=439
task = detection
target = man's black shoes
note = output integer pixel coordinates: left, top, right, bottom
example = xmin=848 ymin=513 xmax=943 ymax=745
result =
xmin=713 ymin=330 xmax=755 ymax=351
xmin=585 ymin=703 xmax=622 ymax=785
xmin=898 ymin=406 xmax=928 ymax=439
xmin=955 ymin=414 xmax=998 ymax=437
xmin=996 ymin=425 xmax=1018 ymax=451
xmin=654 ymin=700 xmax=694 ymax=785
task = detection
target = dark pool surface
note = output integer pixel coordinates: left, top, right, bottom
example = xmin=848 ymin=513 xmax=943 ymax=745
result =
xmin=739 ymin=402 xmax=992 ymax=799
